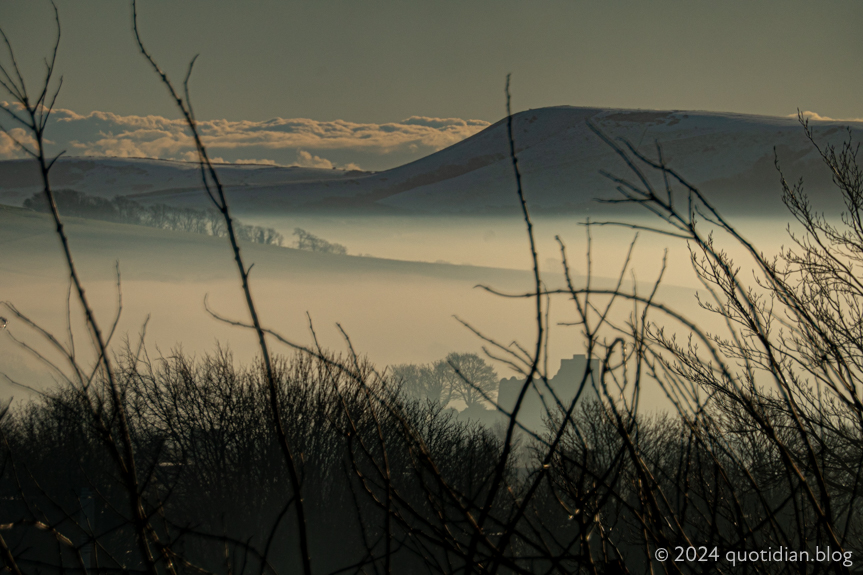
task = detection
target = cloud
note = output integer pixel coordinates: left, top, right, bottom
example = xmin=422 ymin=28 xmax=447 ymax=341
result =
xmin=3 ymin=104 xmax=491 ymax=168
xmin=294 ymin=150 xmax=334 ymax=169
xmin=0 ymin=128 xmax=39 ymax=160
xmin=401 ymin=116 xmax=491 ymax=130
xmin=794 ymin=111 xmax=863 ymax=122
xmin=290 ymin=150 xmax=362 ymax=171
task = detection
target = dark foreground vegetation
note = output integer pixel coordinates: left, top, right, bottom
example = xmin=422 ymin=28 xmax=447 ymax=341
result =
xmin=3 ymin=3 xmax=863 ymax=574
xmin=3 ymin=342 xmax=859 ymax=574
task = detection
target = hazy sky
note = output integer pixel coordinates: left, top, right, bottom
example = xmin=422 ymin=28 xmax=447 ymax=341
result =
xmin=1 ymin=0 xmax=861 ymax=168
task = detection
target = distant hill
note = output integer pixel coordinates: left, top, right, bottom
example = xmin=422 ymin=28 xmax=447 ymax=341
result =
xmin=0 ymin=157 xmax=358 ymax=207
xmin=2 ymin=107 xmax=859 ymax=216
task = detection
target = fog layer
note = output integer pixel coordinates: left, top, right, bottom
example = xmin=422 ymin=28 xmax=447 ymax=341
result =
xmin=2 ymin=205 xmax=791 ymax=410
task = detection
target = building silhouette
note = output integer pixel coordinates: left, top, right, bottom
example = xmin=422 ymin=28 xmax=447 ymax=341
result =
xmin=496 ymin=354 xmax=599 ymax=435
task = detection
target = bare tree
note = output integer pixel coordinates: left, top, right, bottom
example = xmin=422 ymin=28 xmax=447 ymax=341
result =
xmin=0 ymin=6 xmax=175 ymax=574
xmin=445 ymin=353 xmax=498 ymax=409
xmin=391 ymin=353 xmax=498 ymax=407
xmin=293 ymin=227 xmax=347 ymax=255
xmin=130 ymin=2 xmax=313 ymax=573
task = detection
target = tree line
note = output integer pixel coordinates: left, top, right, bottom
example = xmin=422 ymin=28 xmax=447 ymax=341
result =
xmin=24 ymin=189 xmax=286 ymax=246
xmin=23 ymin=191 xmax=351 ymax=255
xmin=292 ymin=227 xmax=348 ymax=255
xmin=390 ymin=352 xmax=499 ymax=409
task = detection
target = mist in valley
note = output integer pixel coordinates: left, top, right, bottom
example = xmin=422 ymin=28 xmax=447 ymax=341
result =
xmin=2 ymin=201 xmax=796 ymax=415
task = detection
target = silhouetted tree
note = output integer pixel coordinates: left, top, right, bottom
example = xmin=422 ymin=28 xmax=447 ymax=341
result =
xmin=24 ymin=190 xmax=284 ymax=245
xmin=445 ymin=352 xmax=498 ymax=409
xmin=390 ymin=360 xmax=454 ymax=405
xmin=293 ymin=227 xmax=347 ymax=254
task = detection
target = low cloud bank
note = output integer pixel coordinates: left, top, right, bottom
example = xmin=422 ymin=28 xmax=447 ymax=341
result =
xmin=793 ymin=110 xmax=863 ymax=122
xmin=0 ymin=102 xmax=490 ymax=170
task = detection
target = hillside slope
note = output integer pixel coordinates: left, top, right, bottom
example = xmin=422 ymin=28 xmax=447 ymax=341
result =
xmin=2 ymin=107 xmax=857 ymax=216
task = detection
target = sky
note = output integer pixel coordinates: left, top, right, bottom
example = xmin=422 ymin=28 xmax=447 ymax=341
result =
xmin=1 ymin=0 xmax=861 ymax=170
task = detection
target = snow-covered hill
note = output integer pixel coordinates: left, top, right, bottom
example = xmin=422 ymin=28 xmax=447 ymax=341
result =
xmin=2 ymin=107 xmax=859 ymax=216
